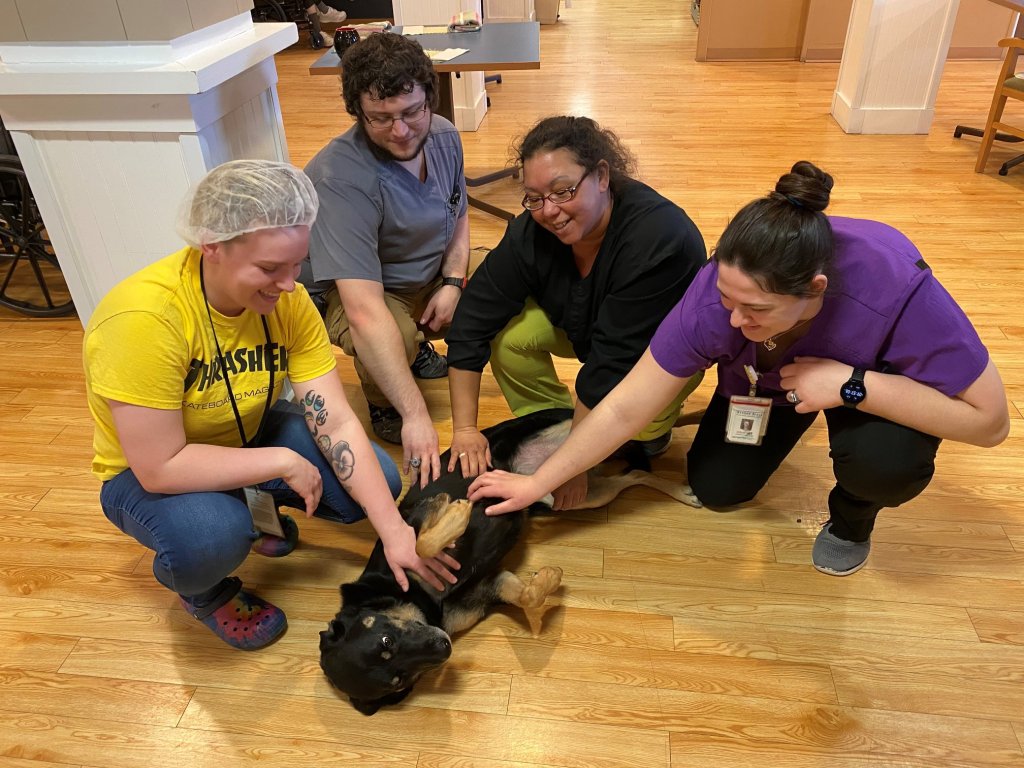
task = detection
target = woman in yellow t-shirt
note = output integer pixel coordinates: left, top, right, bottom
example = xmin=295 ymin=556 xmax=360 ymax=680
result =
xmin=84 ymin=160 xmax=457 ymax=650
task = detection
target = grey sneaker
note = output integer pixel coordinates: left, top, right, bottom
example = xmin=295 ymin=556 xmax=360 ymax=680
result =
xmin=812 ymin=523 xmax=871 ymax=576
xmin=368 ymin=403 xmax=403 ymax=444
xmin=410 ymin=341 xmax=448 ymax=379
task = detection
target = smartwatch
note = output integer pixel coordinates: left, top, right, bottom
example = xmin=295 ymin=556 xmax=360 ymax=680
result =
xmin=840 ymin=367 xmax=867 ymax=409
xmin=441 ymin=276 xmax=467 ymax=290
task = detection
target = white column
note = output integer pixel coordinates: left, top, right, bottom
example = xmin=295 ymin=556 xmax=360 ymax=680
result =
xmin=0 ymin=15 xmax=296 ymax=323
xmin=483 ymin=0 xmax=536 ymax=22
xmin=832 ymin=0 xmax=961 ymax=134
xmin=392 ymin=0 xmax=489 ymax=131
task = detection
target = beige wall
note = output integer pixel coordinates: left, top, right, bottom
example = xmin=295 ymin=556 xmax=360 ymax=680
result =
xmin=697 ymin=0 xmax=1018 ymax=62
xmin=949 ymin=0 xmax=1019 ymax=58
xmin=696 ymin=0 xmax=808 ymax=61
xmin=802 ymin=0 xmax=854 ymax=61
xmin=0 ymin=0 xmax=255 ymax=43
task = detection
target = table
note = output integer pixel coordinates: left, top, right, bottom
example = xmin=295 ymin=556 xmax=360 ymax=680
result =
xmin=310 ymin=22 xmax=541 ymax=220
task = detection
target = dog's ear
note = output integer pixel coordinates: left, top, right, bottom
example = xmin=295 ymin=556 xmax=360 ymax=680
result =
xmin=349 ymin=686 xmax=413 ymax=716
xmin=319 ymin=617 xmax=347 ymax=651
xmin=341 ymin=576 xmax=402 ymax=608
xmin=349 ymin=696 xmax=382 ymax=716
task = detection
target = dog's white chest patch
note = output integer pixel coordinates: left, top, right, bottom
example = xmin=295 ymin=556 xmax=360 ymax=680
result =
xmin=510 ymin=422 xmax=571 ymax=475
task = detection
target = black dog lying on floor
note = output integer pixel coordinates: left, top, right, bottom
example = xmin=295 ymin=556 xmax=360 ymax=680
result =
xmin=319 ymin=408 xmax=700 ymax=715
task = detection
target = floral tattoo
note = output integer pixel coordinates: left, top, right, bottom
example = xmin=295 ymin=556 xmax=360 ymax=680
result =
xmin=302 ymin=389 xmax=355 ymax=482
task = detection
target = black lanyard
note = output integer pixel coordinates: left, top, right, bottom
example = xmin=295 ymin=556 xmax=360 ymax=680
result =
xmin=199 ymin=258 xmax=275 ymax=448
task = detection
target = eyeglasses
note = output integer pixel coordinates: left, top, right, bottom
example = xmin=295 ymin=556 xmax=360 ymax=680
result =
xmin=521 ymin=168 xmax=592 ymax=211
xmin=362 ymin=101 xmax=430 ymax=130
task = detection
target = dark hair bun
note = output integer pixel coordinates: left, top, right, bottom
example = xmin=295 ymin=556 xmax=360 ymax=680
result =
xmin=775 ymin=161 xmax=833 ymax=213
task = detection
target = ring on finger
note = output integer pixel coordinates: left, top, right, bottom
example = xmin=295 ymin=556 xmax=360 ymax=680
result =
xmin=410 ymin=457 xmax=422 ymax=468
xmin=458 ymin=452 xmax=467 ymax=458
xmin=786 ymin=390 xmax=801 ymax=405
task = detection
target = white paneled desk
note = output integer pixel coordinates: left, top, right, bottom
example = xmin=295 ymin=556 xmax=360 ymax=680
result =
xmin=0 ymin=18 xmax=297 ymax=323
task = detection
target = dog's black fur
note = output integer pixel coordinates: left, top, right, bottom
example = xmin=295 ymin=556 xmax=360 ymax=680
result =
xmin=318 ymin=408 xmax=583 ymax=715
xmin=319 ymin=407 xmax=690 ymax=715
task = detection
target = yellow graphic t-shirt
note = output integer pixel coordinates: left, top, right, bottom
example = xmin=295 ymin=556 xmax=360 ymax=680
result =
xmin=84 ymin=246 xmax=337 ymax=481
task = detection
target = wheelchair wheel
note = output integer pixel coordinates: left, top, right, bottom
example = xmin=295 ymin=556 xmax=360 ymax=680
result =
xmin=251 ymin=0 xmax=288 ymax=23
xmin=0 ymin=158 xmax=75 ymax=317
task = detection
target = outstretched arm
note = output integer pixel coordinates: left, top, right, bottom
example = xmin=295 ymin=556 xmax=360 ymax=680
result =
xmin=292 ymin=370 xmax=458 ymax=591
xmin=447 ymin=367 xmax=492 ymax=477
xmin=468 ymin=350 xmax=691 ymax=515
xmin=336 ymin=278 xmax=440 ymax=488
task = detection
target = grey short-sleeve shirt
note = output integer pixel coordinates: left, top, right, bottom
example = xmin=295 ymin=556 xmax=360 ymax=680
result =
xmin=303 ymin=115 xmax=468 ymax=295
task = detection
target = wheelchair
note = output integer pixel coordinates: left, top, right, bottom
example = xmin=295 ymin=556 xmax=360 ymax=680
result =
xmin=252 ymin=0 xmax=331 ymax=49
xmin=0 ymin=120 xmax=75 ymax=317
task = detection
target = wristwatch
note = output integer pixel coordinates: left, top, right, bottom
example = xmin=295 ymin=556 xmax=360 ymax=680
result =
xmin=840 ymin=367 xmax=867 ymax=409
xmin=441 ymin=276 xmax=467 ymax=290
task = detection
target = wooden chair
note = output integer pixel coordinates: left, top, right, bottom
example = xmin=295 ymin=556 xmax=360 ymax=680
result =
xmin=975 ymin=36 xmax=1024 ymax=175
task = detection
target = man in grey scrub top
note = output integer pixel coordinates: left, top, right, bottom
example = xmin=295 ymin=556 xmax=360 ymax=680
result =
xmin=303 ymin=32 xmax=470 ymax=490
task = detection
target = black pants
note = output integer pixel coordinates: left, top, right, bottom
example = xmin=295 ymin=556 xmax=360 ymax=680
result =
xmin=687 ymin=394 xmax=941 ymax=542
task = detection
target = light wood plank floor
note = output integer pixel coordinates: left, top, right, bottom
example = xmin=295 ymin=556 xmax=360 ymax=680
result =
xmin=3 ymin=1 xmax=1024 ymax=766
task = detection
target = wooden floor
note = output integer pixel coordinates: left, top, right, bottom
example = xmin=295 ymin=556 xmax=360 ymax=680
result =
xmin=3 ymin=1 xmax=1024 ymax=766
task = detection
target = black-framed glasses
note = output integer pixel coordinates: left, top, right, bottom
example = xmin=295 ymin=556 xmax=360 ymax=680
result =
xmin=362 ymin=101 xmax=430 ymax=130
xmin=521 ymin=167 xmax=592 ymax=211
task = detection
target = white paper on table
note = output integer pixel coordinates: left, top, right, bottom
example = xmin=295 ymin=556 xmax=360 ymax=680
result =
xmin=424 ymin=48 xmax=469 ymax=62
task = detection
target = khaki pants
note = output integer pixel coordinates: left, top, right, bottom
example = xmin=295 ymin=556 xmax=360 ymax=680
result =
xmin=490 ymin=300 xmax=703 ymax=441
xmin=324 ymin=276 xmax=445 ymax=408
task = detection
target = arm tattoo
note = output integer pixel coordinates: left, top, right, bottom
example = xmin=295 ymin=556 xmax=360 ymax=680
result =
xmin=303 ymin=388 xmax=356 ymax=482
xmin=330 ymin=441 xmax=355 ymax=482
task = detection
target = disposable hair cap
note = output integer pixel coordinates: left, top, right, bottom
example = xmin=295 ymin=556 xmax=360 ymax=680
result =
xmin=176 ymin=159 xmax=319 ymax=247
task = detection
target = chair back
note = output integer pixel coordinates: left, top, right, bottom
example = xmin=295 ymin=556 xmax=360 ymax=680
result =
xmin=974 ymin=35 xmax=1024 ymax=173
xmin=0 ymin=116 xmax=16 ymax=157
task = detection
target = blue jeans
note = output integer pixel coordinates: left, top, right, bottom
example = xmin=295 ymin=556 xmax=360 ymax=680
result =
xmin=100 ymin=402 xmax=401 ymax=600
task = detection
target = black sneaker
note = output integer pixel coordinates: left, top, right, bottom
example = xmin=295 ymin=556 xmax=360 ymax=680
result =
xmin=368 ymin=403 xmax=403 ymax=444
xmin=410 ymin=341 xmax=448 ymax=379
xmin=638 ymin=431 xmax=672 ymax=458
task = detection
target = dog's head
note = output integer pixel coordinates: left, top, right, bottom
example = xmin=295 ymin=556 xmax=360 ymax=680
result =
xmin=319 ymin=581 xmax=452 ymax=715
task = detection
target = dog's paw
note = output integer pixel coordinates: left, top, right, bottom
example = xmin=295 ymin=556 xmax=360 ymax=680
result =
xmin=515 ymin=566 xmax=563 ymax=637
xmin=518 ymin=566 xmax=563 ymax=609
xmin=416 ymin=498 xmax=473 ymax=559
xmin=679 ymin=484 xmax=703 ymax=508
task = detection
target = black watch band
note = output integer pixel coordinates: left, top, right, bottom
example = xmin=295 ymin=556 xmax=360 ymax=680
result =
xmin=841 ymin=367 xmax=867 ymax=409
xmin=441 ymin=276 xmax=466 ymax=290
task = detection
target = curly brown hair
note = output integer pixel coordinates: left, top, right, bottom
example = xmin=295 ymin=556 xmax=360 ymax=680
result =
xmin=513 ymin=116 xmax=638 ymax=194
xmin=340 ymin=33 xmax=439 ymax=118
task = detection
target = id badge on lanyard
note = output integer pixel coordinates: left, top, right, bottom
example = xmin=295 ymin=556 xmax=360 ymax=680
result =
xmin=243 ymin=486 xmax=286 ymax=537
xmin=726 ymin=364 xmax=772 ymax=445
xmin=200 ymin=258 xmax=281 ymax=536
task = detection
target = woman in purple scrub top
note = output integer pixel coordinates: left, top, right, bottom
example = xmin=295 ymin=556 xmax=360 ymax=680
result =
xmin=467 ymin=161 xmax=1009 ymax=577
